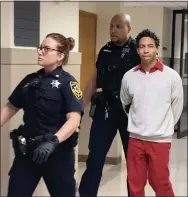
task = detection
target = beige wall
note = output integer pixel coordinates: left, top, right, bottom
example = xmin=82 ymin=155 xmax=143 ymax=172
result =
xmin=1 ymin=2 xmax=14 ymax=48
xmin=1 ymin=65 xmax=11 ymax=195
xmin=80 ymin=2 xmax=173 ymax=57
xmin=40 ymin=2 xmax=79 ymax=52
xmin=79 ymin=2 xmax=97 ymax=14
xmin=162 ymin=7 xmax=173 ymax=58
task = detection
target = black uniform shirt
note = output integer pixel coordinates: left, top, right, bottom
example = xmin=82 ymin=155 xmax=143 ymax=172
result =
xmin=8 ymin=66 xmax=84 ymax=137
xmin=96 ymin=37 xmax=141 ymax=92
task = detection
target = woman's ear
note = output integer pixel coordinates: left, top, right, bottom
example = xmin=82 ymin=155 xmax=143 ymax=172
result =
xmin=58 ymin=53 xmax=65 ymax=62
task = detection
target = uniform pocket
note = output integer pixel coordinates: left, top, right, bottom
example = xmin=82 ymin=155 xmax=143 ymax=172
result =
xmin=39 ymin=90 xmax=61 ymax=101
xmin=38 ymin=91 xmax=62 ymax=114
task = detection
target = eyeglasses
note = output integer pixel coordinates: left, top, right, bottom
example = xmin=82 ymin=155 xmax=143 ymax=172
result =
xmin=37 ymin=46 xmax=60 ymax=54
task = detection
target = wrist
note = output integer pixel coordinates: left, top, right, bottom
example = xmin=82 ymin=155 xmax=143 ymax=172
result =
xmin=54 ymin=133 xmax=63 ymax=143
xmin=53 ymin=134 xmax=60 ymax=144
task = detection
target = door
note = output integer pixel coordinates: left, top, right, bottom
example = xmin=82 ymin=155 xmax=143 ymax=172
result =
xmin=79 ymin=10 xmax=97 ymax=90
xmin=171 ymin=9 xmax=188 ymax=138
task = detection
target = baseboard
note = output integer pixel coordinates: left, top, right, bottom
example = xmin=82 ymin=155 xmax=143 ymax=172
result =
xmin=76 ymin=182 xmax=79 ymax=192
xmin=78 ymin=154 xmax=122 ymax=165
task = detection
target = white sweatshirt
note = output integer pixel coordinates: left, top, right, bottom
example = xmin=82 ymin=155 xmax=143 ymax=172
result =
xmin=120 ymin=64 xmax=184 ymax=142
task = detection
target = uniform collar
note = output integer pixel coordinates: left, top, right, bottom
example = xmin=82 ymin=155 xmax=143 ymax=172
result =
xmin=134 ymin=59 xmax=164 ymax=73
xmin=37 ymin=65 xmax=63 ymax=78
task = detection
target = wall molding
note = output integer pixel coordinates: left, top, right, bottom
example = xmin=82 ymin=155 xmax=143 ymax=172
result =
xmin=78 ymin=154 xmax=122 ymax=165
xmin=1 ymin=48 xmax=82 ymax=65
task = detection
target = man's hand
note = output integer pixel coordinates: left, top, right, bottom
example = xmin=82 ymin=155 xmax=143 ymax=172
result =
xmin=32 ymin=136 xmax=59 ymax=164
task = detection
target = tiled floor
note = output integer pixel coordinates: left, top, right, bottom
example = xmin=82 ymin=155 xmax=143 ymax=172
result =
xmin=34 ymin=135 xmax=187 ymax=196
xmin=77 ymin=135 xmax=187 ymax=196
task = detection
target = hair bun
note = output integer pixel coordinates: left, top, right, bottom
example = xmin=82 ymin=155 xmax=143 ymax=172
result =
xmin=67 ymin=37 xmax=75 ymax=51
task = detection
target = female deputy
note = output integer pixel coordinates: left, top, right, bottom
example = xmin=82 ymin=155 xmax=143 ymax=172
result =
xmin=1 ymin=33 xmax=84 ymax=197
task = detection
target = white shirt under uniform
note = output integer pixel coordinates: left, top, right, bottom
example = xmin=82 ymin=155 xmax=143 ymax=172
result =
xmin=120 ymin=61 xmax=184 ymax=143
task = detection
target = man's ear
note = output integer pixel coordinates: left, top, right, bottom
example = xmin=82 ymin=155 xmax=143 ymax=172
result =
xmin=128 ymin=25 xmax=131 ymax=34
xmin=156 ymin=51 xmax=159 ymax=59
xmin=137 ymin=48 xmax=139 ymax=55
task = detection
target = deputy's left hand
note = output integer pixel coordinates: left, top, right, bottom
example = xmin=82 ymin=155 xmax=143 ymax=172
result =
xmin=32 ymin=136 xmax=59 ymax=164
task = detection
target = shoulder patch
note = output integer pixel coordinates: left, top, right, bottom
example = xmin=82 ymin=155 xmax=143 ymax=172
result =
xmin=70 ymin=81 xmax=83 ymax=100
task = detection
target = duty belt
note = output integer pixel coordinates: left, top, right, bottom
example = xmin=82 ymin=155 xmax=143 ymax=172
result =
xmin=10 ymin=130 xmax=54 ymax=155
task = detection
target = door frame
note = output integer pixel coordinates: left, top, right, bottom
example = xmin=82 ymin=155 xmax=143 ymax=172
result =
xmin=79 ymin=10 xmax=97 ymax=19
xmin=79 ymin=10 xmax=97 ymax=90
xmin=170 ymin=9 xmax=188 ymax=139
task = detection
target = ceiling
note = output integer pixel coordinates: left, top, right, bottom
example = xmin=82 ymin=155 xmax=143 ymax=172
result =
xmin=123 ymin=1 xmax=187 ymax=10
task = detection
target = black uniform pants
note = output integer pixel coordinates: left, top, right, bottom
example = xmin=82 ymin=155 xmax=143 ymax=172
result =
xmin=7 ymin=145 xmax=75 ymax=197
xmin=79 ymin=107 xmax=130 ymax=197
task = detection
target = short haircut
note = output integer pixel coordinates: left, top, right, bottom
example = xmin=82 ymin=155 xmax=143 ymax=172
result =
xmin=111 ymin=13 xmax=131 ymax=26
xmin=124 ymin=14 xmax=131 ymax=26
xmin=135 ymin=29 xmax=160 ymax=48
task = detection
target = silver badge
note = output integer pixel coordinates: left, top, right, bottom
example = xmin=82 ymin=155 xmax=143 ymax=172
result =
xmin=121 ymin=47 xmax=130 ymax=58
xmin=50 ymin=80 xmax=61 ymax=88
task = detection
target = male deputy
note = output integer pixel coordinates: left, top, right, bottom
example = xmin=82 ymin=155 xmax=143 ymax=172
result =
xmin=79 ymin=13 xmax=140 ymax=197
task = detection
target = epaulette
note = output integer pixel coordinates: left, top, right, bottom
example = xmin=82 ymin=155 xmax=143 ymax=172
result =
xmin=130 ymin=38 xmax=136 ymax=45
xmin=61 ymin=70 xmax=72 ymax=78
xmin=60 ymin=70 xmax=77 ymax=82
xmin=129 ymin=38 xmax=138 ymax=50
xmin=106 ymin=41 xmax=111 ymax=48
xmin=27 ymin=72 xmax=38 ymax=77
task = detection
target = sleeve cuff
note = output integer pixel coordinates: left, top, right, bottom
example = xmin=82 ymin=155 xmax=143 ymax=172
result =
xmin=8 ymin=97 xmax=22 ymax=109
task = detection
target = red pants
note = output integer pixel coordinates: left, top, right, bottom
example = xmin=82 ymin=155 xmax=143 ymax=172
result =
xmin=127 ymin=138 xmax=175 ymax=197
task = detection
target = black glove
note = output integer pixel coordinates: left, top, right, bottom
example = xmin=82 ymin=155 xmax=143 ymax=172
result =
xmin=32 ymin=135 xmax=59 ymax=164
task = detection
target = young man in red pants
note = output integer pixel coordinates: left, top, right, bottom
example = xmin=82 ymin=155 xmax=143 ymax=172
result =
xmin=120 ymin=29 xmax=184 ymax=197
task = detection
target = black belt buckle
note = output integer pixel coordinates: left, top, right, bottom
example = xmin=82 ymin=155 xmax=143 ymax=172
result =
xmin=27 ymin=137 xmax=38 ymax=151
xmin=28 ymin=137 xmax=35 ymax=144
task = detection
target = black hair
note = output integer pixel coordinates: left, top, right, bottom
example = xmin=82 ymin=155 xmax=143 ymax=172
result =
xmin=135 ymin=29 xmax=160 ymax=48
